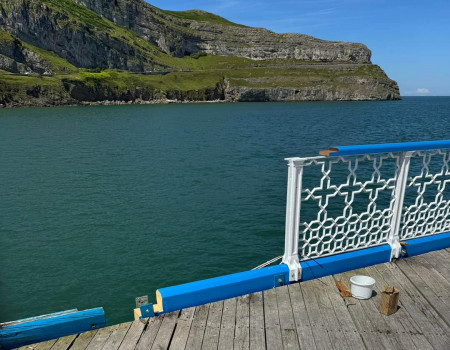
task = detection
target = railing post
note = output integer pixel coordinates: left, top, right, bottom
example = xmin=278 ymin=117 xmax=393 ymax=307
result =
xmin=388 ymin=151 xmax=413 ymax=259
xmin=282 ymin=158 xmax=304 ymax=282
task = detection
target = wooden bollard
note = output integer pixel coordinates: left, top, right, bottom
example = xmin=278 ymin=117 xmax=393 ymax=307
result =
xmin=380 ymin=286 xmax=399 ymax=315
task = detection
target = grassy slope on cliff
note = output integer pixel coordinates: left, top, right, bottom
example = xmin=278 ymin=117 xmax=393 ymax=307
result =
xmin=0 ymin=0 xmax=399 ymax=106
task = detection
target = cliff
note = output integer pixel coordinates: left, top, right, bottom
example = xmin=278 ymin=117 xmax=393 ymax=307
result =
xmin=0 ymin=0 xmax=400 ymax=107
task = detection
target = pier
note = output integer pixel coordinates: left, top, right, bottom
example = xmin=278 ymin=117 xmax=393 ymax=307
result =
xmin=18 ymin=248 xmax=450 ymax=350
xmin=4 ymin=140 xmax=450 ymax=350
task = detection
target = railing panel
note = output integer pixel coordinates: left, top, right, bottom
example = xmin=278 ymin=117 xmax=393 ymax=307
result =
xmin=400 ymin=149 xmax=450 ymax=239
xmin=283 ymin=141 xmax=450 ymax=278
xmin=298 ymin=153 xmax=399 ymax=261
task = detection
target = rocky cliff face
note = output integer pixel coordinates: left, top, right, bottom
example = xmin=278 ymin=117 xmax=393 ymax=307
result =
xmin=0 ymin=0 xmax=162 ymax=71
xmin=72 ymin=0 xmax=371 ymax=63
xmin=0 ymin=33 xmax=53 ymax=74
xmin=0 ymin=0 xmax=400 ymax=107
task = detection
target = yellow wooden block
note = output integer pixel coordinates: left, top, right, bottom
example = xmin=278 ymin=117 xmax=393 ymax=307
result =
xmin=133 ymin=308 xmax=142 ymax=320
xmin=153 ymin=290 xmax=163 ymax=313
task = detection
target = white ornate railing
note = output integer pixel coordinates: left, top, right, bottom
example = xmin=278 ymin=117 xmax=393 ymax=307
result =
xmin=282 ymin=141 xmax=450 ymax=282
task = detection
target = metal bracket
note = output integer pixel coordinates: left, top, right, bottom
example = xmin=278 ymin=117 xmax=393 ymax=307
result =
xmin=135 ymin=295 xmax=149 ymax=308
xmin=282 ymin=257 xmax=301 ymax=282
xmin=139 ymin=303 xmax=155 ymax=318
xmin=274 ymin=273 xmax=286 ymax=287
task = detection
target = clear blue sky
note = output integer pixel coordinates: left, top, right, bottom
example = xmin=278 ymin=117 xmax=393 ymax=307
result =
xmin=147 ymin=0 xmax=450 ymax=96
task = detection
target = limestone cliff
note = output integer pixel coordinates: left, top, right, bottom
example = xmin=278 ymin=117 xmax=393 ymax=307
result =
xmin=0 ymin=0 xmax=400 ymax=107
xmin=72 ymin=0 xmax=371 ymax=62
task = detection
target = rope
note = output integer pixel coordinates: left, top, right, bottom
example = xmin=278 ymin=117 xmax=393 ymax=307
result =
xmin=252 ymin=255 xmax=283 ymax=270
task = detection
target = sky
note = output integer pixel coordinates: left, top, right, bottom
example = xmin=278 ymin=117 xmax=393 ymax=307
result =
xmin=147 ymin=0 xmax=450 ymax=96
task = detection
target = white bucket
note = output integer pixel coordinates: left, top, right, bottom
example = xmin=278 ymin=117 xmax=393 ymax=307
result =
xmin=350 ymin=275 xmax=376 ymax=299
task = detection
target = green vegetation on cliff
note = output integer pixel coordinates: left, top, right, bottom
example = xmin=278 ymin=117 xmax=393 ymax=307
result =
xmin=0 ymin=0 xmax=400 ymax=107
xmin=160 ymin=9 xmax=245 ymax=27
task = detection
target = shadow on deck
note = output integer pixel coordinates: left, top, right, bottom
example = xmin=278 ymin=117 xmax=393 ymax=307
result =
xmin=18 ymin=249 xmax=450 ymax=350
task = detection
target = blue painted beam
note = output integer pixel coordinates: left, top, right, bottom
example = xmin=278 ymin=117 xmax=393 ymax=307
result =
xmin=151 ymin=233 xmax=449 ymax=316
xmin=0 ymin=308 xmax=106 ymax=349
xmin=320 ymin=140 xmax=450 ymax=157
xmin=300 ymin=244 xmax=392 ymax=281
xmin=400 ymin=232 xmax=450 ymax=258
xmin=156 ymin=264 xmax=289 ymax=313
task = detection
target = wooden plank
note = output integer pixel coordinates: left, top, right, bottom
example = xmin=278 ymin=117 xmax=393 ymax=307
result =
xmin=249 ymin=292 xmax=265 ymax=350
xmin=50 ymin=334 xmax=78 ymax=350
xmin=169 ymin=307 xmax=195 ymax=350
xmin=275 ymin=286 xmax=300 ymax=350
xmin=135 ymin=316 xmax=164 ymax=350
xmin=383 ymin=261 xmax=450 ymax=333
xmin=299 ymin=280 xmax=334 ymax=350
xmin=375 ymin=263 xmax=450 ymax=350
xmin=287 ymin=283 xmax=317 ymax=350
xmin=420 ymin=260 xmax=450 ymax=299
xmin=365 ymin=265 xmax=434 ymax=350
xmin=18 ymin=345 xmax=38 ymax=350
xmin=234 ymin=295 xmax=250 ymax=350
xmin=69 ymin=330 xmax=98 ymax=350
xmin=408 ymin=254 xmax=450 ymax=299
xmin=321 ymin=276 xmax=366 ymax=350
xmin=263 ymin=288 xmax=282 ymax=350
xmin=338 ymin=269 xmax=399 ymax=350
xmin=184 ymin=304 xmax=209 ymax=350
xmin=333 ymin=272 xmax=388 ymax=350
xmin=218 ymin=298 xmax=237 ymax=350
xmin=425 ymin=250 xmax=450 ymax=283
xmin=34 ymin=339 xmax=57 ymax=350
xmin=118 ymin=319 xmax=147 ymax=350
xmin=314 ymin=278 xmax=349 ymax=350
xmin=85 ymin=324 xmax=120 ymax=350
xmin=101 ymin=322 xmax=131 ymax=350
xmin=396 ymin=258 xmax=450 ymax=325
xmin=150 ymin=311 xmax=180 ymax=350
xmin=201 ymin=302 xmax=223 ymax=350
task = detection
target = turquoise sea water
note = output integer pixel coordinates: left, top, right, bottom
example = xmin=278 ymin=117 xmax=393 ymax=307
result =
xmin=1 ymin=97 xmax=450 ymax=325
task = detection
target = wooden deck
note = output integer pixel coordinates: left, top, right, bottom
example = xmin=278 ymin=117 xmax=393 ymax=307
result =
xmin=18 ymin=249 xmax=450 ymax=350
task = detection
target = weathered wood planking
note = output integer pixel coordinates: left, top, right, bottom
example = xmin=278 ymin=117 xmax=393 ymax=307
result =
xmin=375 ymin=263 xmax=450 ymax=350
xmin=320 ymin=275 xmax=365 ymax=350
xmin=275 ymin=285 xmax=300 ymax=350
xmin=365 ymin=265 xmax=434 ymax=350
xmin=217 ymin=297 xmax=236 ymax=350
xmin=50 ymin=335 xmax=78 ymax=350
xmin=184 ymin=304 xmax=209 ymax=350
xmin=169 ymin=307 xmax=195 ymax=350
xmin=135 ymin=315 xmax=164 ymax=350
xmin=17 ymin=249 xmax=450 ymax=350
xmin=248 ymin=292 xmax=265 ymax=350
xmin=234 ymin=295 xmax=250 ymax=350
xmin=150 ymin=311 xmax=179 ymax=350
xmin=300 ymin=278 xmax=335 ymax=349
xmin=201 ymin=302 xmax=223 ymax=350
xmin=263 ymin=288 xmax=283 ymax=350
xmin=118 ymin=320 xmax=147 ymax=350
xmin=85 ymin=324 xmax=120 ymax=350
xmin=67 ymin=330 xmax=98 ymax=350
xmin=287 ymin=283 xmax=317 ymax=350
xmin=337 ymin=269 xmax=399 ymax=350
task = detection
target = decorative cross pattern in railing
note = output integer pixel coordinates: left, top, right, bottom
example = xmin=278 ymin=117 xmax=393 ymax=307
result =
xmin=282 ymin=140 xmax=450 ymax=282
xmin=297 ymin=153 xmax=397 ymax=260
xmin=400 ymin=149 xmax=450 ymax=239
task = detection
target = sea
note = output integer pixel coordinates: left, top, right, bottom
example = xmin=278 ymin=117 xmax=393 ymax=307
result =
xmin=1 ymin=97 xmax=449 ymax=325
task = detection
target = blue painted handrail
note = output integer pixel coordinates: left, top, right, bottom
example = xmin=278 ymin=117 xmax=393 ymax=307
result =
xmin=0 ymin=308 xmax=106 ymax=349
xmin=320 ymin=139 xmax=450 ymax=157
xmin=131 ymin=139 xmax=450 ymax=319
